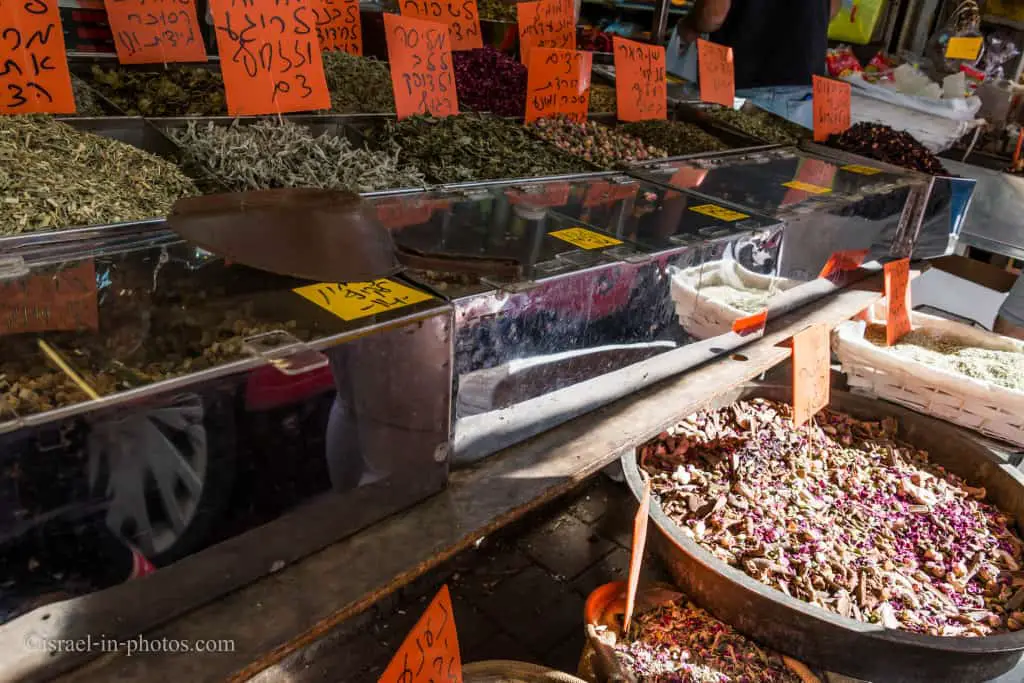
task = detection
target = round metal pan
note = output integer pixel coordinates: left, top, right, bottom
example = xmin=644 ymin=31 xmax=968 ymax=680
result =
xmin=622 ymin=383 xmax=1024 ymax=683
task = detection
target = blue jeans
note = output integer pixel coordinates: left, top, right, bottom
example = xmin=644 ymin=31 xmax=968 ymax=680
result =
xmin=736 ymin=86 xmax=814 ymax=130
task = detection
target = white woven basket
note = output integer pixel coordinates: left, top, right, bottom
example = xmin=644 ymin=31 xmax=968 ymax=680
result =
xmin=670 ymin=260 xmax=797 ymax=340
xmin=833 ymin=310 xmax=1024 ymax=447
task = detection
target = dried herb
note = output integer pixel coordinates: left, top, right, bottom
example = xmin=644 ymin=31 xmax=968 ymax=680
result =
xmin=367 ymin=114 xmax=589 ymax=183
xmin=477 ymin=0 xmax=517 ymax=21
xmin=827 ymin=123 xmax=948 ymax=175
xmin=70 ymin=75 xmax=106 ymax=117
xmin=86 ymin=64 xmax=227 ymax=116
xmin=0 ymin=116 xmax=196 ymax=235
xmin=589 ymin=84 xmax=617 ymax=114
xmin=168 ymin=119 xmax=425 ymax=192
xmin=616 ymin=596 xmax=802 ymax=682
xmin=454 ymin=47 xmax=527 ymax=117
xmin=700 ymin=284 xmax=771 ymax=313
xmin=619 ymin=120 xmax=729 ymax=157
xmin=641 ymin=399 xmax=1024 ymax=637
xmin=529 ymin=116 xmax=666 ymax=169
xmin=864 ymin=324 xmax=1024 ymax=391
xmin=704 ymin=106 xmax=809 ymax=145
xmin=322 ymin=51 xmax=396 ymax=113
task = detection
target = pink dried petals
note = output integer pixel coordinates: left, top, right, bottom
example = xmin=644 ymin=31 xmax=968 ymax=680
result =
xmin=640 ymin=399 xmax=1024 ymax=638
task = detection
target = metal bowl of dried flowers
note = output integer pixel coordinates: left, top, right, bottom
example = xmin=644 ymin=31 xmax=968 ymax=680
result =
xmin=622 ymin=383 xmax=1024 ymax=682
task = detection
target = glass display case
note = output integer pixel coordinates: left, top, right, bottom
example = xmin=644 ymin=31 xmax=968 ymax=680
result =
xmin=0 ymin=236 xmax=452 ymax=624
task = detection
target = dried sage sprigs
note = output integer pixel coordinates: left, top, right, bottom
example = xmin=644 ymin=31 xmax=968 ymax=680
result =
xmin=367 ymin=114 xmax=589 ymax=184
xmin=619 ymin=120 xmax=729 ymax=157
xmin=168 ymin=119 xmax=426 ymax=192
xmin=0 ymin=116 xmax=197 ymax=235
xmin=322 ymin=51 xmax=396 ymax=113
xmin=86 ymin=64 xmax=227 ymax=116
xmin=641 ymin=398 xmax=1024 ymax=637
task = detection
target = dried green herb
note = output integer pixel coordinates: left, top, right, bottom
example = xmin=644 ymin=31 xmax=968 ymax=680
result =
xmin=322 ymin=51 xmax=396 ymax=113
xmin=529 ymin=116 xmax=666 ymax=169
xmin=619 ymin=120 xmax=729 ymax=157
xmin=704 ymin=106 xmax=809 ymax=145
xmin=86 ymin=64 xmax=227 ymax=116
xmin=865 ymin=324 xmax=1024 ymax=391
xmin=477 ymin=0 xmax=518 ymax=21
xmin=589 ymin=84 xmax=617 ymax=114
xmin=367 ymin=114 xmax=589 ymax=183
xmin=70 ymin=75 xmax=106 ymax=117
xmin=0 ymin=116 xmax=197 ymax=235
xmin=168 ymin=119 xmax=425 ymax=192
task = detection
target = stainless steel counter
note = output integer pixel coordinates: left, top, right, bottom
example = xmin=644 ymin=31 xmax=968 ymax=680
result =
xmin=944 ymin=159 xmax=1024 ymax=261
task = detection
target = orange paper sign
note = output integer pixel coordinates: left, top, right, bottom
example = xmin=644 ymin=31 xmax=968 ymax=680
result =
xmin=818 ymin=248 xmax=868 ymax=280
xmin=379 ymin=585 xmax=462 ymax=683
xmin=732 ymin=309 xmax=767 ymax=337
xmin=312 ymin=0 xmax=362 ymax=54
xmin=624 ymin=475 xmax=651 ymax=634
xmin=399 ymin=0 xmax=481 ymax=51
xmin=812 ymin=75 xmax=851 ymax=143
xmin=525 ymin=47 xmax=590 ymax=122
xmin=884 ymin=258 xmax=911 ymax=346
xmin=105 ymin=0 xmax=207 ymax=64
xmin=384 ymin=14 xmax=459 ymax=119
xmin=209 ymin=0 xmax=330 ymax=115
xmin=696 ymin=38 xmax=734 ymax=108
xmin=1 ymin=261 xmax=98 ymax=335
xmin=516 ymin=0 xmax=574 ymax=66
xmin=791 ymin=323 xmax=830 ymax=428
xmin=613 ymin=36 xmax=666 ymax=121
xmin=0 ymin=0 xmax=75 ymax=113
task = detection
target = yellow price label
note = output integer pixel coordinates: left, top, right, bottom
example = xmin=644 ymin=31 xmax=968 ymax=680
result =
xmin=294 ymin=278 xmax=434 ymax=322
xmin=688 ymin=204 xmax=748 ymax=222
xmin=782 ymin=180 xmax=832 ymax=194
xmin=842 ymin=164 xmax=881 ymax=176
xmin=549 ymin=227 xmax=623 ymax=250
xmin=945 ymin=36 xmax=982 ymax=61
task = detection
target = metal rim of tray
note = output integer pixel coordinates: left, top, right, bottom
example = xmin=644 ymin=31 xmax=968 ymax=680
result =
xmin=620 ymin=384 xmax=1024 ymax=664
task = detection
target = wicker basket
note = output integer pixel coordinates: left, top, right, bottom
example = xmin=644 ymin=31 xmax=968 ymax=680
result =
xmin=833 ymin=311 xmax=1024 ymax=447
xmin=670 ymin=260 xmax=796 ymax=340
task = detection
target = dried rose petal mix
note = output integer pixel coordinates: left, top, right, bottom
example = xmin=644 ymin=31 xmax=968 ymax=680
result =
xmin=640 ymin=399 xmax=1024 ymax=638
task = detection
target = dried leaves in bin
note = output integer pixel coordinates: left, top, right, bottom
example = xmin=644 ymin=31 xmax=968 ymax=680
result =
xmin=616 ymin=595 xmax=802 ymax=682
xmin=528 ymin=116 xmax=666 ymax=169
xmin=619 ymin=120 xmax=729 ymax=157
xmin=454 ymin=47 xmax=527 ymax=117
xmin=167 ymin=119 xmax=425 ymax=192
xmin=640 ymin=398 xmax=1024 ymax=637
xmin=0 ymin=116 xmax=197 ymax=235
xmin=477 ymin=0 xmax=517 ymax=21
xmin=322 ymin=51 xmax=396 ymax=114
xmin=367 ymin=114 xmax=589 ymax=183
xmin=826 ymin=123 xmax=949 ymax=175
xmin=70 ymin=75 xmax=106 ymax=117
xmin=589 ymin=84 xmax=617 ymax=114
xmin=86 ymin=64 xmax=227 ymax=116
xmin=704 ymin=105 xmax=809 ymax=145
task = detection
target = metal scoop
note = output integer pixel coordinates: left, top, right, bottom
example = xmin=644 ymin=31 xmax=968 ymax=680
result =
xmin=167 ymin=189 xmax=400 ymax=283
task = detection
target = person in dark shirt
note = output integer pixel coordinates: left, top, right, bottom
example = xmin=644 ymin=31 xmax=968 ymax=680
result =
xmin=674 ymin=0 xmax=840 ymax=128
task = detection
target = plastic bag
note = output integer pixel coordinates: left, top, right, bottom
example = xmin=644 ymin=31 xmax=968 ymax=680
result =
xmin=828 ymin=0 xmax=887 ymax=45
xmin=928 ymin=0 xmax=983 ymax=74
xmin=981 ymin=32 xmax=1020 ymax=80
xmin=826 ymin=44 xmax=863 ymax=78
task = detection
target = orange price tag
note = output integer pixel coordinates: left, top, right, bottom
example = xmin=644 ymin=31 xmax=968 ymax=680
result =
xmin=884 ymin=258 xmax=911 ymax=346
xmin=812 ymin=75 xmax=851 ymax=143
xmin=313 ymin=0 xmax=362 ymax=55
xmin=379 ymin=585 xmax=463 ymax=683
xmin=818 ymin=248 xmax=868 ymax=280
xmin=0 ymin=0 xmax=75 ymax=113
xmin=525 ymin=47 xmax=590 ymax=123
xmin=1 ymin=261 xmax=98 ymax=336
xmin=516 ymin=0 xmax=574 ymax=66
xmin=209 ymin=0 xmax=330 ymax=115
xmin=612 ymin=36 xmax=666 ymax=121
xmin=732 ymin=309 xmax=767 ymax=337
xmin=398 ymin=0 xmax=481 ymax=51
xmin=624 ymin=474 xmax=651 ymax=634
xmin=104 ymin=0 xmax=207 ymax=64
xmin=384 ymin=14 xmax=459 ymax=119
xmin=696 ymin=38 xmax=734 ymax=108
xmin=791 ymin=324 xmax=830 ymax=428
